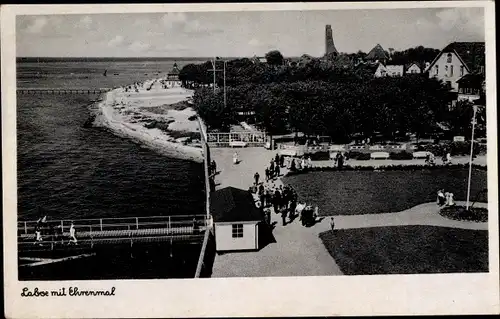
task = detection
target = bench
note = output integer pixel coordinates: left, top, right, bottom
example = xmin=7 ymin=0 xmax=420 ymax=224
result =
xmin=370 ymin=152 xmax=390 ymax=159
xmin=229 ymin=141 xmax=247 ymax=148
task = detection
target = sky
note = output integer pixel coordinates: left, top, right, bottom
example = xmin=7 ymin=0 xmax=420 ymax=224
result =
xmin=16 ymin=7 xmax=485 ymax=58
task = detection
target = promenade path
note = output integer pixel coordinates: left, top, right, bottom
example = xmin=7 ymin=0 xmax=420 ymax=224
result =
xmin=210 ymin=147 xmax=488 ymax=278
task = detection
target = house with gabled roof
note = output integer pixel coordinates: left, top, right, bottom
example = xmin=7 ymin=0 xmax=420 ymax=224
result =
xmin=425 ymin=42 xmax=485 ymax=92
xmin=405 ymin=62 xmax=424 ymax=74
xmin=365 ymin=44 xmax=389 ymax=64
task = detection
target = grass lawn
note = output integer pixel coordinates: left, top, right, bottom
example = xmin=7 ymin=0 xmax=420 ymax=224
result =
xmin=283 ymin=169 xmax=487 ymax=215
xmin=319 ymin=225 xmax=488 ymax=275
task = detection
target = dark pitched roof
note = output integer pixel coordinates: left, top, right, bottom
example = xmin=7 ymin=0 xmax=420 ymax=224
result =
xmin=456 ymin=73 xmax=485 ymax=87
xmin=443 ymin=42 xmax=485 ymax=72
xmin=365 ymin=44 xmax=389 ymax=61
xmin=210 ymin=187 xmax=263 ymax=223
xmin=427 ymin=42 xmax=485 ymax=73
xmin=355 ymin=61 xmax=380 ymax=73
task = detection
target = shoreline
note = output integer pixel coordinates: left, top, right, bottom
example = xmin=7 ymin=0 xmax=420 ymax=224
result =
xmin=93 ymin=78 xmax=204 ymax=163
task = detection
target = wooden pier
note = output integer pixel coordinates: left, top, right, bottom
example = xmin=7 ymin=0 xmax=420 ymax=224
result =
xmin=18 ymin=215 xmax=209 ymax=255
xmin=17 ymin=88 xmax=111 ymax=95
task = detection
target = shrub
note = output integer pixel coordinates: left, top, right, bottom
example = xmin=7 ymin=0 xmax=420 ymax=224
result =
xmin=389 ymin=151 xmax=414 ymax=160
xmin=439 ymin=206 xmax=488 ymax=222
xmin=424 ymin=141 xmax=486 ymax=157
xmin=304 ymin=151 xmax=330 ymax=161
xmin=347 ymin=151 xmax=371 ymax=160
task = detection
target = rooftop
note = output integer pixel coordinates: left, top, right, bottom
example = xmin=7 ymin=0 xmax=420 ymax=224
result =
xmin=210 ymin=187 xmax=263 ymax=223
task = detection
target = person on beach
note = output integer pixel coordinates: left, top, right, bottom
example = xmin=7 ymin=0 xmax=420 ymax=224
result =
xmin=437 ymin=189 xmax=446 ymax=206
xmin=254 ymin=172 xmax=260 ymax=186
xmin=330 ymin=217 xmax=335 ymax=231
xmin=69 ymin=222 xmax=77 ymax=245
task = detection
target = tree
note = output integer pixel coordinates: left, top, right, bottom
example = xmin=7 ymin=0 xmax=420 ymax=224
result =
xmin=265 ymin=50 xmax=284 ymax=66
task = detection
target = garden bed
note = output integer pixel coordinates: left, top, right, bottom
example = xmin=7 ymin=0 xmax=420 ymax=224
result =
xmin=285 ymin=163 xmax=487 ymax=177
xmin=439 ymin=205 xmax=488 ymax=222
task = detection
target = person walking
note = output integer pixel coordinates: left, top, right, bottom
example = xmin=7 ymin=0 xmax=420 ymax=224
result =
xmin=254 ymin=172 xmax=260 ymax=186
xmin=270 ymin=162 xmax=275 ymax=178
xmin=69 ymin=222 xmax=78 ymax=245
xmin=281 ymin=209 xmax=287 ymax=226
xmin=275 ymin=153 xmax=280 ymax=166
xmin=437 ymin=189 xmax=446 ymax=206
xmin=265 ymin=190 xmax=272 ymax=208
xmin=265 ymin=167 xmax=270 ymax=182
xmin=330 ymin=217 xmax=335 ymax=231
xmin=280 ymin=155 xmax=285 ymax=167
xmin=307 ymin=156 xmax=312 ymax=168
xmin=275 ymin=164 xmax=280 ymax=177
xmin=273 ymin=189 xmax=282 ymax=214
xmin=233 ymin=151 xmax=239 ymax=164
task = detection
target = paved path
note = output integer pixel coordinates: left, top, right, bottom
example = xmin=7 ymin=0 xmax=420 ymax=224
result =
xmin=210 ymin=147 xmax=488 ymax=278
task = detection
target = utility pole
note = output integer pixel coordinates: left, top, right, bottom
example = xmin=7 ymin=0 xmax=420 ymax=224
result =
xmin=208 ymin=58 xmax=223 ymax=94
xmin=466 ymin=105 xmax=478 ymax=211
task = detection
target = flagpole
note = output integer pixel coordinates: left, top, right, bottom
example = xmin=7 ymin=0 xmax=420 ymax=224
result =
xmin=212 ymin=57 xmax=216 ymax=94
xmin=223 ymin=61 xmax=227 ymax=110
xmin=466 ymin=105 xmax=478 ymax=211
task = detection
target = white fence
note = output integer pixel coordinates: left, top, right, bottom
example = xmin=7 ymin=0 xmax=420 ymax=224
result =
xmin=207 ymin=132 xmax=267 ymax=147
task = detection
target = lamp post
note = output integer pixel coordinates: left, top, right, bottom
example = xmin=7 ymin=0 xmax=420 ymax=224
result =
xmin=466 ymin=104 xmax=478 ymax=211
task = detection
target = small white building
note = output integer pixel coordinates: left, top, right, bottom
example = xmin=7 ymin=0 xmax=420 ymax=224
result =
xmin=210 ymin=187 xmax=264 ymax=252
xmin=385 ymin=65 xmax=404 ymax=77
xmin=406 ymin=63 xmax=422 ymax=74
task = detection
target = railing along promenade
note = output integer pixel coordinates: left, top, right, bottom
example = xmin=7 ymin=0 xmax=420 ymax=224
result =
xmin=18 ymin=215 xmax=208 ymax=253
xmin=207 ymin=131 xmax=267 ymax=147
xmin=17 ymin=88 xmax=111 ymax=95
xmin=277 ymin=143 xmax=417 ymax=156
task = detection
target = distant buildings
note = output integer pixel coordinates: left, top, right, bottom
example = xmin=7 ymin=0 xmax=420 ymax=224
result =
xmin=365 ymin=44 xmax=389 ymax=64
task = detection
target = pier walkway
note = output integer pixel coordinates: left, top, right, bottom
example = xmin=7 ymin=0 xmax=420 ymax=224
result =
xmin=18 ymin=215 xmax=209 ymax=254
xmin=17 ymin=88 xmax=111 ymax=94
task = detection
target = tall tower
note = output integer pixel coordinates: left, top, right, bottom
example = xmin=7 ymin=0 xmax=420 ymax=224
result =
xmin=325 ymin=25 xmax=339 ymax=56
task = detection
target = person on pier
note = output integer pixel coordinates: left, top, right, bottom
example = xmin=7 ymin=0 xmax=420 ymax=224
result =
xmin=69 ymin=222 xmax=78 ymax=245
xmin=273 ymin=189 xmax=282 ymax=214
xmin=233 ymin=152 xmax=239 ymax=165
xmin=265 ymin=167 xmax=270 ymax=182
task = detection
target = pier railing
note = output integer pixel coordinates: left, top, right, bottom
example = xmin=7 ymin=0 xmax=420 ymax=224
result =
xmin=17 ymin=88 xmax=111 ymax=95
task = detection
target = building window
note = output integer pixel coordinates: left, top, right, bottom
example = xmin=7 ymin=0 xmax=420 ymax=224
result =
xmin=232 ymin=224 xmax=243 ymax=238
xmin=460 ymin=66 xmax=464 ymax=76
xmin=450 ymin=65 xmax=453 ymax=76
xmin=435 ymin=65 xmax=439 ymax=75
xmin=447 ymin=53 xmax=452 ymax=63
xmin=445 ymin=65 xmax=448 ymax=77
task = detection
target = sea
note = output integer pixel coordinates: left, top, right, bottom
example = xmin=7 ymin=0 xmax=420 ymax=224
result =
xmin=16 ymin=58 xmax=211 ymax=279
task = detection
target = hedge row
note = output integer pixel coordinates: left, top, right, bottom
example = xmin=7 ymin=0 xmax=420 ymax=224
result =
xmin=422 ymin=141 xmax=487 ymax=157
xmin=439 ymin=206 xmax=488 ymax=223
xmin=285 ymin=163 xmax=487 ymax=176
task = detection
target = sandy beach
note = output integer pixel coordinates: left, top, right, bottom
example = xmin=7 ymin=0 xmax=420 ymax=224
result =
xmin=94 ymin=78 xmax=204 ymax=163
